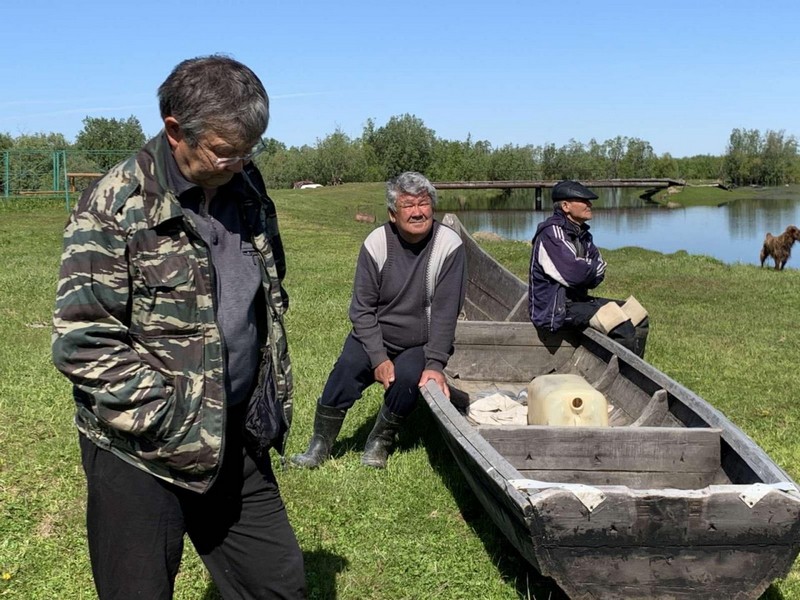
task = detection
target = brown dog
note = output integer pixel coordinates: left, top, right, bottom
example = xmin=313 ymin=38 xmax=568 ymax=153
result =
xmin=760 ymin=225 xmax=800 ymax=270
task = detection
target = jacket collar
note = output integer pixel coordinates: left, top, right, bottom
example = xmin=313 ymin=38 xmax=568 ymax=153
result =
xmin=134 ymin=132 xmax=258 ymax=228
xmin=551 ymin=207 xmax=591 ymax=236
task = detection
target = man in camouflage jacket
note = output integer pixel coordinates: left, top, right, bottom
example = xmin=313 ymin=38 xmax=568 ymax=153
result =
xmin=52 ymin=56 xmax=305 ymax=599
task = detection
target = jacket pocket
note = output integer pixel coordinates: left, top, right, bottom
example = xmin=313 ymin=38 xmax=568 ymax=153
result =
xmin=131 ymin=254 xmax=200 ymax=336
xmin=244 ymin=351 xmax=286 ymax=459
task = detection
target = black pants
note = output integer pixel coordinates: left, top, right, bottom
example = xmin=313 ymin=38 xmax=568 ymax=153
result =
xmin=319 ymin=333 xmax=425 ymax=416
xmin=79 ymin=409 xmax=306 ymax=600
xmin=565 ymin=297 xmax=649 ymax=357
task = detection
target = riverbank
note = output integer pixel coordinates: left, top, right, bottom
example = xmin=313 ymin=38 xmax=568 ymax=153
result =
xmin=1 ymin=188 xmax=799 ymax=599
xmin=651 ymin=182 xmax=800 ymax=207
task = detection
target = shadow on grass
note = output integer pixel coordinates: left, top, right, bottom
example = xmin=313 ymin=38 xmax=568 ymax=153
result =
xmin=412 ymin=407 xmax=568 ymax=600
xmin=759 ymin=585 xmax=787 ymax=600
xmin=201 ymin=548 xmax=348 ymax=600
xmin=303 ymin=547 xmax=349 ymax=600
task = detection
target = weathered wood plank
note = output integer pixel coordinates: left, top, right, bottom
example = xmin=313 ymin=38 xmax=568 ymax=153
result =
xmin=448 ymin=344 xmax=574 ymax=382
xmin=517 ymin=468 xmax=723 ymax=489
xmin=631 ymin=389 xmax=669 ymax=426
xmin=477 ymin=426 xmax=722 ymax=473
xmin=455 ymin=320 xmax=562 ymax=346
xmin=529 ymin=487 xmax=800 ymax=546
xmin=537 ymin=544 xmax=793 ymax=600
xmin=588 ymin=354 xmax=619 ymax=393
xmin=450 ymin=321 xmax=579 ymax=382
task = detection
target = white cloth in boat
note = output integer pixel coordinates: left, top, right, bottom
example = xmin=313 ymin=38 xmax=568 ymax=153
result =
xmin=466 ymin=392 xmax=528 ymax=426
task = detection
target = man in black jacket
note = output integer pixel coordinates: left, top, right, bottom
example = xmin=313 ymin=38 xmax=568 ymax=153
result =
xmin=529 ymin=180 xmax=649 ymax=357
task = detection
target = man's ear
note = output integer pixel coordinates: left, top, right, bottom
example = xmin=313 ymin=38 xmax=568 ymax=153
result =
xmin=388 ymin=209 xmax=396 ymax=223
xmin=164 ymin=116 xmax=183 ymax=150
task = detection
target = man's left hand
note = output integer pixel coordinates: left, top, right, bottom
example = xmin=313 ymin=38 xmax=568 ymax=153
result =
xmin=418 ymin=369 xmax=449 ymax=398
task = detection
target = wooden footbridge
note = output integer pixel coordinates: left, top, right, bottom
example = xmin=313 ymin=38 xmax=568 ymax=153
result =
xmin=430 ymin=178 xmax=685 ymax=210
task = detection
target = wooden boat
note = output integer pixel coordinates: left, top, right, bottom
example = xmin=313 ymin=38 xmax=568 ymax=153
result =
xmin=420 ymin=214 xmax=800 ymax=600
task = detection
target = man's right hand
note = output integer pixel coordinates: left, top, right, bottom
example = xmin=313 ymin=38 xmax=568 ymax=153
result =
xmin=374 ymin=359 xmax=395 ymax=390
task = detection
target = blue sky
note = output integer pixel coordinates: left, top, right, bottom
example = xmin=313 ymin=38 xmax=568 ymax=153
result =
xmin=3 ymin=0 xmax=799 ymax=157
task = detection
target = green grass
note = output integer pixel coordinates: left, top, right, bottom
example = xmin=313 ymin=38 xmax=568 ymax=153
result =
xmin=2 ymin=186 xmax=800 ymax=599
xmin=650 ymin=182 xmax=800 ymax=207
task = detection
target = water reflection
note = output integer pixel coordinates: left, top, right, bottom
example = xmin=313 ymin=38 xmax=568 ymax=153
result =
xmin=454 ymin=197 xmax=800 ymax=268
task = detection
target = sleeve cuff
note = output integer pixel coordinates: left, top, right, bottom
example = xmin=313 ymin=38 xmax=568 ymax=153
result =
xmin=424 ymin=359 xmax=445 ymax=372
xmin=369 ymin=351 xmax=390 ymax=370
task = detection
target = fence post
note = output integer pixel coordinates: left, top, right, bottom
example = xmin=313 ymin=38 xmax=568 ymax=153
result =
xmin=53 ymin=151 xmax=59 ymax=193
xmin=62 ymin=150 xmax=71 ymax=212
xmin=3 ymin=151 xmax=8 ymax=198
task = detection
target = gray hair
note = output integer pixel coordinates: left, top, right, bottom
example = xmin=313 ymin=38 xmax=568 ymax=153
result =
xmin=385 ymin=171 xmax=438 ymax=212
xmin=158 ymin=55 xmax=269 ymax=147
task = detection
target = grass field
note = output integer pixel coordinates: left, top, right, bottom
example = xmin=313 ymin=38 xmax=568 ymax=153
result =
xmin=1 ymin=185 xmax=799 ymax=599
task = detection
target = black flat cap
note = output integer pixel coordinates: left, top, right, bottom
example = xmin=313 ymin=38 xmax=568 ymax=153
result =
xmin=552 ymin=180 xmax=598 ymax=201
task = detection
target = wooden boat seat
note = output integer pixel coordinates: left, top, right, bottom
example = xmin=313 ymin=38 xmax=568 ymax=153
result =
xmin=477 ymin=425 xmax=727 ymax=489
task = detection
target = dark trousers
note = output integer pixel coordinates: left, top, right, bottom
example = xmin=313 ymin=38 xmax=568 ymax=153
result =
xmin=319 ymin=333 xmax=425 ymax=416
xmin=565 ymin=297 xmax=649 ymax=357
xmin=79 ymin=408 xmax=306 ymax=600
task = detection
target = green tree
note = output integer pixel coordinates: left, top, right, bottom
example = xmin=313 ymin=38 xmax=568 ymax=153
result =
xmin=619 ymin=138 xmax=656 ymax=178
xmin=363 ymin=114 xmax=435 ymax=178
xmin=585 ymin=138 xmax=608 ymax=179
xmin=429 ymin=139 xmax=472 ymax=181
xmin=487 ymin=144 xmax=537 ymax=180
xmin=260 ymin=137 xmax=287 ymax=158
xmin=723 ymin=128 xmax=762 ymax=186
xmin=652 ymin=153 xmax=679 ymax=179
xmin=561 ymin=139 xmax=591 ymax=180
xmin=312 ymin=128 xmax=368 ymax=185
xmin=760 ymin=130 xmax=797 ymax=186
xmin=74 ymin=115 xmax=146 ymax=170
xmin=9 ymin=132 xmax=70 ymax=192
xmin=540 ymin=143 xmax=561 ymax=179
xmin=605 ymin=136 xmax=627 ymax=179
xmin=259 ymin=145 xmax=315 ymax=189
xmin=676 ymin=155 xmax=723 ymax=180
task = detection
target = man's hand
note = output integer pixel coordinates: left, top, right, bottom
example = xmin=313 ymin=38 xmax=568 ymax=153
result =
xmin=374 ymin=360 xmax=395 ymax=390
xmin=418 ymin=369 xmax=450 ymax=398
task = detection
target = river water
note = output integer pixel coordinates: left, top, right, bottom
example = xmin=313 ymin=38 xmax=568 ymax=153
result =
xmin=451 ymin=188 xmax=800 ymax=268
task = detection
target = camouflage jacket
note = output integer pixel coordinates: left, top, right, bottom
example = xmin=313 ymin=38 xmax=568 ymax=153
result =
xmin=52 ymin=134 xmax=293 ymax=493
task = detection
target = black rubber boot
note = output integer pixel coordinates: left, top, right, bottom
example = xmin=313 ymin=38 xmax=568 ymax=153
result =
xmin=289 ymin=403 xmax=347 ymax=469
xmin=361 ymin=404 xmax=406 ymax=469
xmin=608 ymin=320 xmax=637 ymax=355
xmin=633 ymin=317 xmax=649 ymax=358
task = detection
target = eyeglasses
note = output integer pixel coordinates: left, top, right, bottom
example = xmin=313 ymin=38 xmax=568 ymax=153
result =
xmin=198 ymin=139 xmax=267 ymax=168
xmin=396 ymin=200 xmax=432 ymax=211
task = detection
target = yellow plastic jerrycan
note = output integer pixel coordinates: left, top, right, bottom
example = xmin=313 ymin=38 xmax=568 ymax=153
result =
xmin=527 ymin=374 xmax=609 ymax=426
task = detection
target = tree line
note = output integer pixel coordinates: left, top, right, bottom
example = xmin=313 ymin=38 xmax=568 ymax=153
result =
xmin=2 ymin=115 xmax=798 ymax=191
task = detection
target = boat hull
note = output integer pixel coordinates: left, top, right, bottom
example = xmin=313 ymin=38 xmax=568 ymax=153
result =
xmin=420 ymin=214 xmax=800 ymax=599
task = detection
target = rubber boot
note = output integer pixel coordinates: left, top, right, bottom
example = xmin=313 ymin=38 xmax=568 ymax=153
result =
xmin=633 ymin=317 xmax=650 ymax=359
xmin=361 ymin=404 xmax=406 ymax=469
xmin=289 ymin=403 xmax=346 ymax=469
xmin=607 ymin=320 xmax=637 ymax=355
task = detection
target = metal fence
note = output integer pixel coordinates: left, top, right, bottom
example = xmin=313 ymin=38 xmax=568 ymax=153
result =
xmin=1 ymin=149 xmax=135 ymax=208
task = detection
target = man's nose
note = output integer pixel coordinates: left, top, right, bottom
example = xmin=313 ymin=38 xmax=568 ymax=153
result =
xmin=225 ymin=159 xmax=246 ymax=173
